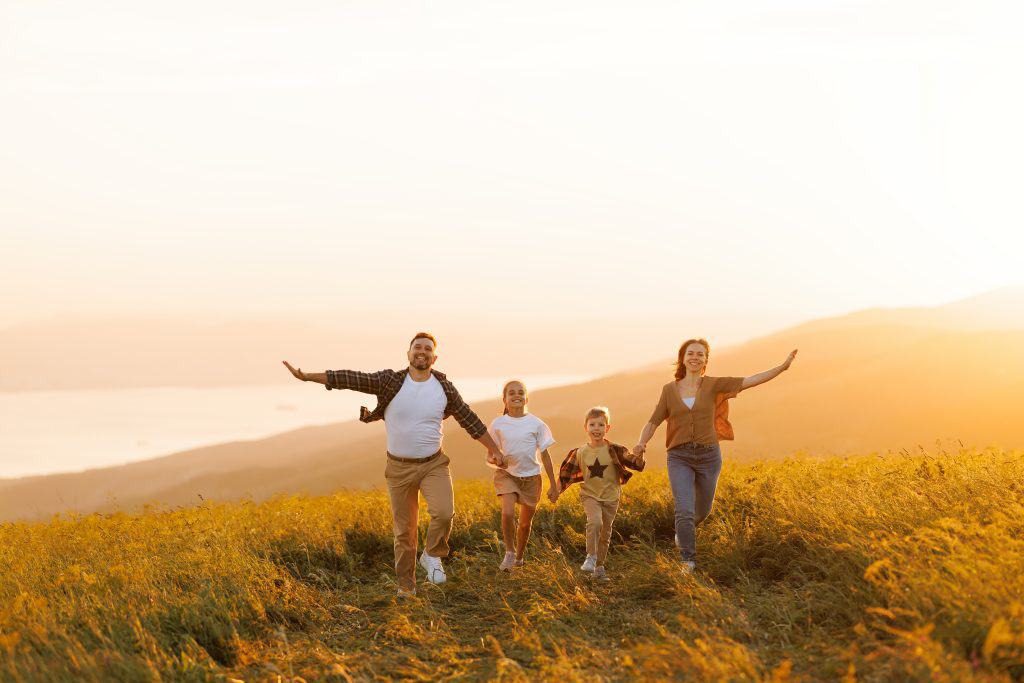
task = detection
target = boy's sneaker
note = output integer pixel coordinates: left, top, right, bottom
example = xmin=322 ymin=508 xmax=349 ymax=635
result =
xmin=396 ymin=586 xmax=417 ymax=599
xmin=680 ymin=560 xmax=696 ymax=575
xmin=419 ymin=552 xmax=447 ymax=584
xmin=593 ymin=565 xmax=608 ymax=581
xmin=499 ymin=551 xmax=516 ymax=571
xmin=580 ymin=555 xmax=597 ymax=573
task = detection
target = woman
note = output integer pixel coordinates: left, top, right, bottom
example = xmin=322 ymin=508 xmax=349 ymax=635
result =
xmin=633 ymin=338 xmax=797 ymax=574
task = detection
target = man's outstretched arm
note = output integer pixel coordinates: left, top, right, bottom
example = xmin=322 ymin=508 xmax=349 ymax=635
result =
xmin=283 ymin=361 xmax=327 ymax=385
xmin=281 ymin=361 xmax=383 ymax=393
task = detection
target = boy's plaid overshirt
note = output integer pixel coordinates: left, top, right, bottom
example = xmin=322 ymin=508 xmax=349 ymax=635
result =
xmin=324 ymin=368 xmax=488 ymax=440
xmin=558 ymin=441 xmax=645 ymax=491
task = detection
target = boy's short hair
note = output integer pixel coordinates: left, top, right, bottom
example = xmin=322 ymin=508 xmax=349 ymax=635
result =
xmin=585 ymin=406 xmax=611 ymax=424
xmin=409 ymin=332 xmax=438 ymax=350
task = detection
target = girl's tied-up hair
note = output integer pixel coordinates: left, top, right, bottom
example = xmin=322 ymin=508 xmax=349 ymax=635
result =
xmin=501 ymin=379 xmax=526 ymax=415
xmin=674 ymin=338 xmax=711 ymax=380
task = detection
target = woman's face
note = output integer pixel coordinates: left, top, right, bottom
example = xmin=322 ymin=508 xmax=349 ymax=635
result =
xmin=683 ymin=343 xmax=708 ymax=375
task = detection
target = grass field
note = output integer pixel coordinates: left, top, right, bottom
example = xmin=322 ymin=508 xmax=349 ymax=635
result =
xmin=1 ymin=447 xmax=1022 ymax=681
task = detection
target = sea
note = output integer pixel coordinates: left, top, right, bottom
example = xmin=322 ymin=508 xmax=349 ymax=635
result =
xmin=0 ymin=374 xmax=588 ymax=479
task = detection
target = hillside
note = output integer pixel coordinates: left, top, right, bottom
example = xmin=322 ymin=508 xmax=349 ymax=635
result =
xmin=1 ymin=449 xmax=1021 ymax=681
xmin=2 ymin=289 xmax=1023 ymax=520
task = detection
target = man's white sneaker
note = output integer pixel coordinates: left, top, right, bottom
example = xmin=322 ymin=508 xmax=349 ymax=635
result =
xmin=580 ymin=555 xmax=597 ymax=573
xmin=499 ymin=551 xmax=516 ymax=572
xmin=681 ymin=560 xmax=696 ymax=575
xmin=419 ymin=552 xmax=447 ymax=584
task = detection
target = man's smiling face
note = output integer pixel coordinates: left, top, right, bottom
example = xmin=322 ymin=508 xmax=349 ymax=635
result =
xmin=407 ymin=337 xmax=437 ymax=371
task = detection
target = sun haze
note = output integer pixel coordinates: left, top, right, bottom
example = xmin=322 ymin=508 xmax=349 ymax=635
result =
xmin=1 ymin=1 xmax=1022 ymax=345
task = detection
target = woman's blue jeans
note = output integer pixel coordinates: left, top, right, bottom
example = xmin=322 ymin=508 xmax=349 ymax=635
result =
xmin=667 ymin=442 xmax=723 ymax=562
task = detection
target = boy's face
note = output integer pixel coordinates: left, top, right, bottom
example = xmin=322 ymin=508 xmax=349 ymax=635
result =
xmin=585 ymin=416 xmax=609 ymax=441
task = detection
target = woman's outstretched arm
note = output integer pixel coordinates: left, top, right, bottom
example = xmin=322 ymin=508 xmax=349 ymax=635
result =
xmin=740 ymin=349 xmax=798 ymax=391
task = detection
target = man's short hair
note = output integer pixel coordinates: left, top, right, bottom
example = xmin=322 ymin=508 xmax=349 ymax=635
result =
xmin=409 ymin=332 xmax=438 ymax=350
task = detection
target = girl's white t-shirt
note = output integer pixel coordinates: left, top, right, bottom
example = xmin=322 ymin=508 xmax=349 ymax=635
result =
xmin=487 ymin=413 xmax=556 ymax=477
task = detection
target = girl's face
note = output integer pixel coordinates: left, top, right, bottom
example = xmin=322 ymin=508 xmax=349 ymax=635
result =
xmin=683 ymin=343 xmax=708 ymax=375
xmin=504 ymin=382 xmax=528 ymax=411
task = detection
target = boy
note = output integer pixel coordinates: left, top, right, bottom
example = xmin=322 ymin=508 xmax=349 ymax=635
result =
xmin=554 ymin=406 xmax=645 ymax=579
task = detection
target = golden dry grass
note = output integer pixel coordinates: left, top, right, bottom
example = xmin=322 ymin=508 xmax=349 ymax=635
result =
xmin=1 ymin=447 xmax=1022 ymax=681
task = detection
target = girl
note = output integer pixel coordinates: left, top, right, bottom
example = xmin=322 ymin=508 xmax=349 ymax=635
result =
xmin=488 ymin=380 xmax=559 ymax=571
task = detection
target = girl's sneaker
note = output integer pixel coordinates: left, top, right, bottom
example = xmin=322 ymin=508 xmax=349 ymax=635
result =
xmin=499 ymin=551 xmax=516 ymax=571
xmin=580 ymin=555 xmax=597 ymax=573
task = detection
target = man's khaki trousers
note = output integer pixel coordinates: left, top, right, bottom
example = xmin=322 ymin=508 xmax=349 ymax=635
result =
xmin=384 ymin=452 xmax=455 ymax=591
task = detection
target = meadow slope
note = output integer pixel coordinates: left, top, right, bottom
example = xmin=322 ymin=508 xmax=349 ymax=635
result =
xmin=1 ymin=448 xmax=1023 ymax=681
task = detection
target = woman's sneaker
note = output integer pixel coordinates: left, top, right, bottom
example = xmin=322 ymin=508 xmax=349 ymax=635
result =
xmin=419 ymin=552 xmax=447 ymax=584
xmin=499 ymin=551 xmax=516 ymax=571
xmin=396 ymin=586 xmax=417 ymax=599
xmin=580 ymin=555 xmax=597 ymax=573
xmin=680 ymin=560 xmax=696 ymax=575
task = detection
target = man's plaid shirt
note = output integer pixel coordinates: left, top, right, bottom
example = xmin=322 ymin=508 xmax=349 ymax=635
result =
xmin=324 ymin=368 xmax=488 ymax=440
xmin=558 ymin=441 xmax=645 ymax=491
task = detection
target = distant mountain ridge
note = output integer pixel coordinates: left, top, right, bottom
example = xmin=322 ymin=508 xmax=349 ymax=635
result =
xmin=0 ymin=311 xmax=786 ymax=392
xmin=1 ymin=287 xmax=1022 ymax=521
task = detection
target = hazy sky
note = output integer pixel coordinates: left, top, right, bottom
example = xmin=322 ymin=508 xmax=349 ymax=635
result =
xmin=2 ymin=0 xmax=1022 ymax=334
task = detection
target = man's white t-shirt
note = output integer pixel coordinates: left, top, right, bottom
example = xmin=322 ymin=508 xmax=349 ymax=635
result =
xmin=487 ymin=413 xmax=556 ymax=477
xmin=384 ymin=374 xmax=447 ymax=458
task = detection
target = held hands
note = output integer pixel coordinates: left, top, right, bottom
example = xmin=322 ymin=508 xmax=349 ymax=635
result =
xmin=632 ymin=443 xmax=646 ymax=463
xmin=487 ymin=451 xmax=508 ymax=469
xmin=547 ymin=482 xmax=560 ymax=504
xmin=282 ymin=360 xmax=307 ymax=382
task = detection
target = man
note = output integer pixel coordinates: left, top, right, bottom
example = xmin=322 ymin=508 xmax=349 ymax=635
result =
xmin=282 ymin=332 xmax=505 ymax=597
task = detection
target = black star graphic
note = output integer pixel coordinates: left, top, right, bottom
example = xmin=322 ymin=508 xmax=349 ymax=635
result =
xmin=587 ymin=458 xmax=608 ymax=479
